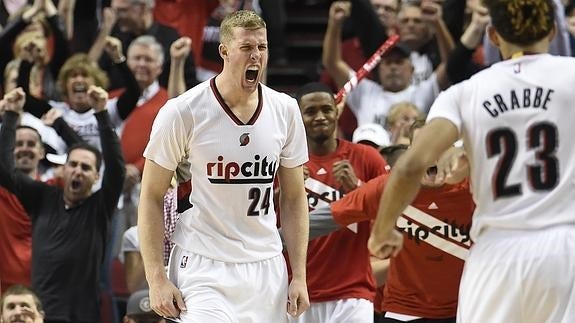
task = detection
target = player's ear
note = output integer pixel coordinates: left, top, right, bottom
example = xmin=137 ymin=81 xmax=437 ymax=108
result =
xmin=487 ymin=25 xmax=500 ymax=48
xmin=219 ymin=44 xmax=228 ymax=60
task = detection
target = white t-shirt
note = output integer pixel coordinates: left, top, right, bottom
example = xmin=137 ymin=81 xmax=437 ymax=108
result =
xmin=346 ymin=74 xmax=439 ymax=128
xmin=144 ymin=79 xmax=308 ymax=263
xmin=120 ymin=226 xmax=139 ymax=263
xmin=50 ymin=100 xmax=122 ymax=151
xmin=410 ymin=50 xmax=434 ymax=85
xmin=427 ymin=54 xmax=575 ymax=241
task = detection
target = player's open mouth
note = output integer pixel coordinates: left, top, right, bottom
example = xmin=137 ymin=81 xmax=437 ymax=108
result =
xmin=246 ymin=68 xmax=259 ymax=82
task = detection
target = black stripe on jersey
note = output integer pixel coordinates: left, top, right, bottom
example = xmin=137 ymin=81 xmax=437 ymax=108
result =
xmin=208 ymin=178 xmax=274 ymax=184
xmin=210 ymin=77 xmax=263 ymax=126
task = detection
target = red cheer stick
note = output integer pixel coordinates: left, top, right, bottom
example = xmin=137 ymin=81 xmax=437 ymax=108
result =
xmin=335 ymin=34 xmax=401 ymax=104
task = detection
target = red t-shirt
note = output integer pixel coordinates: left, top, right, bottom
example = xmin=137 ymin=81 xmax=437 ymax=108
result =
xmin=153 ymin=0 xmax=220 ymax=67
xmin=287 ymin=140 xmax=387 ymax=303
xmin=120 ymin=88 xmax=169 ymax=173
xmin=332 ymin=176 xmax=474 ymax=318
xmin=0 ymin=187 xmax=32 ymax=293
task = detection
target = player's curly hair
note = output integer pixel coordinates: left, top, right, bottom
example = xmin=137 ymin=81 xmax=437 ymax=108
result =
xmin=220 ymin=10 xmax=266 ymax=45
xmin=483 ymin=0 xmax=554 ymax=45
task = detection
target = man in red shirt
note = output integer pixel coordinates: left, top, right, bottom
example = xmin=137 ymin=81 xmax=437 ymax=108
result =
xmin=309 ymin=124 xmax=474 ymax=323
xmin=287 ymin=82 xmax=388 ymax=322
xmin=0 ymin=122 xmax=45 ymax=293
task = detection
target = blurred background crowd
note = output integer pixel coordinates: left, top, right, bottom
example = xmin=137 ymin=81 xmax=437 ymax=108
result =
xmin=1 ymin=0 xmax=574 ymax=322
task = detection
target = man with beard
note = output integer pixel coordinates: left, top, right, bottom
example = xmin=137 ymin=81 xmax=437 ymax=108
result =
xmin=287 ymin=82 xmax=388 ymax=323
xmin=0 ymin=87 xmax=126 ymax=323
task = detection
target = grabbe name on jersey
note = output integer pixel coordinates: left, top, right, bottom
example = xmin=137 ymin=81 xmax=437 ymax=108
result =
xmin=482 ymin=87 xmax=554 ymax=118
xmin=206 ymin=155 xmax=277 ymax=184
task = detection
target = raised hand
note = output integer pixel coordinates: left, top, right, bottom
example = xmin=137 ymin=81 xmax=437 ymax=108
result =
xmin=102 ymin=7 xmax=117 ymax=30
xmin=41 ymin=108 xmax=63 ymax=126
xmin=170 ymin=37 xmax=192 ymax=62
xmin=87 ymin=86 xmax=109 ymax=113
xmin=104 ymin=36 xmax=124 ymax=63
xmin=20 ymin=39 xmax=45 ymax=64
xmin=328 ymin=1 xmax=352 ymax=24
xmin=3 ymin=88 xmax=26 ymax=114
xmin=469 ymin=1 xmax=490 ymax=31
xmin=420 ymin=0 xmax=443 ymax=26
xmin=22 ymin=0 xmax=42 ymax=22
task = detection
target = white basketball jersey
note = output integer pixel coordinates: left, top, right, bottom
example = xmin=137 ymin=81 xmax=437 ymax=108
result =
xmin=427 ymin=54 xmax=575 ymax=241
xmin=144 ymin=79 xmax=308 ymax=263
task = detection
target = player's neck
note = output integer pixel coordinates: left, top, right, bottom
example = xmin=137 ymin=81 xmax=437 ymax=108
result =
xmin=214 ymin=74 xmax=257 ymax=106
xmin=308 ymin=137 xmax=338 ymax=156
xmin=499 ymin=40 xmax=550 ymax=60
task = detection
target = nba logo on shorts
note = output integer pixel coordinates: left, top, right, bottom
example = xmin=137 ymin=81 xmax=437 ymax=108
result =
xmin=180 ymin=256 xmax=188 ymax=268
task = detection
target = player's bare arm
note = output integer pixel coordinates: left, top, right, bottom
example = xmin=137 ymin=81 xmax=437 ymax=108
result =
xmin=322 ymin=1 xmax=353 ymax=89
xmin=278 ymin=164 xmax=310 ymax=317
xmin=138 ymin=159 xmax=186 ymax=317
xmin=369 ymin=118 xmax=459 ymax=259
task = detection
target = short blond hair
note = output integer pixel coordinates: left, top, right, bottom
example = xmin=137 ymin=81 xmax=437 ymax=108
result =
xmin=219 ymin=10 xmax=266 ymax=45
xmin=386 ymin=102 xmax=424 ymax=128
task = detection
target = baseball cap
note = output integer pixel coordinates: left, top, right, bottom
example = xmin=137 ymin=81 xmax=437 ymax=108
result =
xmin=126 ymin=290 xmax=162 ymax=319
xmin=384 ymin=42 xmax=411 ymax=58
xmin=352 ymin=123 xmax=391 ymax=148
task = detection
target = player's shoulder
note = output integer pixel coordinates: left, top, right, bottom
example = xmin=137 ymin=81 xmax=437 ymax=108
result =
xmin=178 ymin=79 xmax=213 ymax=103
xmin=160 ymin=79 xmax=212 ymax=114
xmin=260 ymin=83 xmax=298 ymax=107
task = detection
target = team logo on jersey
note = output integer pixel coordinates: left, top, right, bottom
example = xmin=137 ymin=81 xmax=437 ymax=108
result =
xmin=239 ymin=133 xmax=250 ymax=146
xmin=206 ymin=155 xmax=277 ymax=184
xmin=395 ymin=206 xmax=472 ymax=260
xmin=305 ymin=178 xmax=344 ymax=209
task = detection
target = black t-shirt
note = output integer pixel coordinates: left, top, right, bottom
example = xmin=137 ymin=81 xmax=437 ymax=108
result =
xmin=0 ymin=111 xmax=125 ymax=322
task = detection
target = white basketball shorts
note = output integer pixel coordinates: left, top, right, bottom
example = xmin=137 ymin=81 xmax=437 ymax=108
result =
xmin=457 ymin=225 xmax=575 ymax=323
xmin=168 ymin=245 xmax=289 ymax=323
xmin=287 ymin=298 xmax=374 ymax=323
